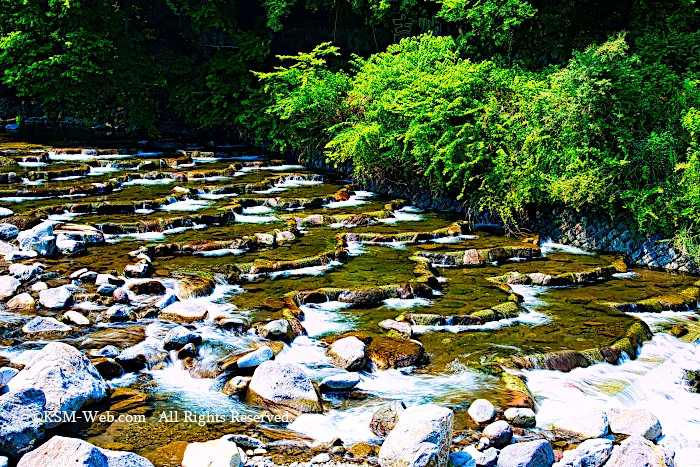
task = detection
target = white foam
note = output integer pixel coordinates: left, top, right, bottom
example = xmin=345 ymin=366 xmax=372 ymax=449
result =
xmin=161 ymin=199 xmax=212 ymax=211
xmin=18 ymin=162 xmax=47 ymax=167
xmin=379 ymin=207 xmax=424 ymax=224
xmin=243 ymin=205 xmax=273 ymax=215
xmin=432 ymin=234 xmax=479 ymax=244
xmin=0 ymin=196 xmax=45 ymax=202
xmin=21 ymin=179 xmax=44 ymax=186
xmin=123 ymin=178 xmax=175 ymax=186
xmin=198 ymin=193 xmax=239 ymax=200
xmin=325 ymin=191 xmax=375 ymax=209
xmin=233 ymin=212 xmax=279 ymax=223
xmin=613 ymin=271 xmax=638 ymax=279
xmin=135 ymin=208 xmax=155 ymax=215
xmin=298 ymin=303 xmax=353 ymax=337
xmin=53 ymin=175 xmax=84 ymax=181
xmin=383 ymin=297 xmax=433 ymax=309
xmin=194 ymin=248 xmax=245 ymax=257
xmin=269 ymin=261 xmax=342 ymax=279
xmin=540 ymin=238 xmax=594 ymax=256
xmin=241 ymin=164 xmax=305 ymax=172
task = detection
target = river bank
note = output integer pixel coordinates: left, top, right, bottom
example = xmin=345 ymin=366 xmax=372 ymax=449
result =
xmin=0 ymin=133 xmax=697 ymax=466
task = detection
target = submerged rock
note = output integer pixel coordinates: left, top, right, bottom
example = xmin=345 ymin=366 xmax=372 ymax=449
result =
xmin=16 ymin=436 xmax=154 ymax=467
xmin=181 ymin=435 xmax=247 ymax=467
xmin=327 ymin=336 xmax=366 ymax=371
xmin=604 ymin=435 xmax=673 ymax=467
xmin=38 ymin=286 xmax=74 ymax=309
xmin=7 ymin=342 xmax=108 ymax=428
xmin=365 ymin=335 xmax=424 ymax=370
xmin=0 ymin=388 xmax=46 ymax=457
xmin=247 ymin=361 xmax=322 ymax=417
xmin=606 ymin=408 xmax=662 ymax=441
xmin=128 ymin=280 xmax=166 ymax=296
xmin=378 ymin=403 xmax=454 ymax=467
xmin=370 ymin=400 xmax=406 ymax=437
xmin=497 ymin=440 xmax=554 ymax=467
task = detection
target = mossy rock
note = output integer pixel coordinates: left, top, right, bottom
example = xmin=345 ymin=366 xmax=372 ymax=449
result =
xmin=365 ymin=336 xmax=425 ymax=370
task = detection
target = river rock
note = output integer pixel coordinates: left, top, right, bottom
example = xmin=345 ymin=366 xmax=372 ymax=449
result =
xmin=79 ymin=271 xmax=98 ymax=283
xmin=0 ymin=223 xmax=19 ymax=240
xmin=124 ymin=260 xmax=152 ymax=278
xmin=483 ymin=420 xmax=513 ymax=448
xmin=553 ymin=438 xmax=613 ymax=467
xmin=7 ymin=342 xmax=108 ymax=427
xmin=0 ymin=388 xmax=46 ymax=457
xmin=38 ymin=286 xmax=74 ymax=309
xmin=54 ymin=224 xmax=105 ymax=245
xmin=328 ymin=336 xmax=366 ymax=371
xmin=370 ymin=400 xmax=406 ymax=437
xmin=6 ymin=292 xmax=35 ymax=310
xmin=247 ymin=361 xmax=322 ymax=417
xmin=55 ymin=233 xmax=87 ymax=255
xmin=552 ymin=409 xmax=609 ymax=440
xmin=9 ymin=262 xmax=44 ymax=282
xmin=181 ymin=435 xmax=247 ymax=467
xmin=320 ymin=372 xmax=361 ymax=391
xmin=366 ymin=336 xmax=424 ymax=369
xmin=128 ymin=280 xmax=166 ymax=295
xmin=468 ymin=399 xmax=496 ymax=424
xmin=604 ymin=435 xmax=673 ymax=467
xmin=675 ymin=448 xmax=700 ymax=467
xmin=96 ymin=274 xmax=124 ymax=286
xmin=105 ymin=304 xmax=135 ymax=322
xmin=87 ymin=345 xmax=120 ymax=358
xmin=17 ymin=221 xmax=56 ymax=256
xmin=177 ymin=343 xmax=197 ymax=359
xmin=378 ymin=403 xmax=454 ymax=467
xmin=175 ymin=275 xmax=215 ymax=299
xmin=22 ymin=316 xmax=72 ymax=335
xmin=222 ymin=376 xmax=251 ymax=397
xmin=258 ymin=319 xmax=295 ymax=343
xmin=504 ymin=408 xmax=536 ymax=428
xmin=0 ymin=275 xmax=20 ymax=300
xmin=160 ymin=301 xmax=209 ymax=323
xmin=0 ymin=367 xmax=19 ymax=388
xmin=31 ymin=281 xmax=48 ymax=292
xmin=236 ymin=346 xmax=274 ymax=369
xmin=449 ymin=452 xmax=477 ymax=467
xmin=16 ymin=436 xmax=154 ymax=467
xmin=98 ymin=284 xmax=118 ymax=295
xmin=497 ymin=440 xmax=554 ymax=467
xmin=379 ymin=319 xmax=413 ymax=337
xmin=463 ymin=446 xmax=498 ymax=467
xmin=64 ymin=310 xmax=91 ymax=326
xmin=156 ymin=291 xmax=178 ymax=309
xmin=606 ymin=408 xmax=662 ymax=440
xmin=163 ymin=326 xmax=202 ymax=351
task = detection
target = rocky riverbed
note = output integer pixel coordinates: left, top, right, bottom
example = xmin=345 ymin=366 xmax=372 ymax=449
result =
xmin=0 ymin=133 xmax=698 ymax=467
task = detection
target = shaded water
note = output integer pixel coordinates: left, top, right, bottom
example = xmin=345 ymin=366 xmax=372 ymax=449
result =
xmin=1 ymin=129 xmax=699 ymax=465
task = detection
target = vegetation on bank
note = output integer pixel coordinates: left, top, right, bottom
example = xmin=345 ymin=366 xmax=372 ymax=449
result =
xmin=1 ymin=0 xmax=699 ymax=255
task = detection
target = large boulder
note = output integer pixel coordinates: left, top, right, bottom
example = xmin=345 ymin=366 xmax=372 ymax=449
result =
xmin=482 ymin=420 xmax=513 ymax=449
xmin=497 ymin=440 xmax=554 ymax=467
xmin=0 ymin=388 xmax=46 ymax=457
xmin=606 ymin=408 xmax=662 ymax=441
xmin=327 ymin=336 xmax=366 ymax=371
xmin=54 ymin=224 xmax=105 ymax=245
xmin=0 ymin=223 xmax=19 ymax=241
xmin=38 ymin=286 xmax=74 ymax=310
xmin=7 ymin=342 xmax=108 ymax=428
xmin=504 ymin=408 xmax=536 ymax=428
xmin=258 ymin=319 xmax=296 ymax=343
xmin=371 ymin=400 xmax=407 ymax=437
xmin=9 ymin=262 xmax=44 ymax=282
xmin=468 ymin=399 xmax=496 ymax=424
xmin=159 ymin=301 xmax=209 ymax=323
xmin=17 ymin=221 xmax=56 ymax=256
xmin=236 ymin=347 xmax=274 ymax=369
xmin=21 ymin=316 xmax=72 ymax=336
xmin=604 ymin=435 xmax=673 ymax=467
xmin=0 ymin=276 xmax=20 ymax=300
xmin=378 ymin=403 xmax=454 ymax=467
xmin=175 ymin=275 xmax=215 ymax=299
xmin=163 ymin=326 xmax=202 ymax=351
xmin=181 ymin=435 xmax=247 ymax=467
xmin=16 ymin=436 xmax=154 ymax=467
xmin=55 ymin=234 xmax=87 ymax=255
xmin=246 ymin=361 xmax=322 ymax=417
xmin=552 ymin=409 xmax=609 ymax=441
xmin=553 ymin=438 xmax=613 ymax=467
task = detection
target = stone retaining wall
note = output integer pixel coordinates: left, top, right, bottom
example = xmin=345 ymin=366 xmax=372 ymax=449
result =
xmin=292 ymin=152 xmax=699 ymax=274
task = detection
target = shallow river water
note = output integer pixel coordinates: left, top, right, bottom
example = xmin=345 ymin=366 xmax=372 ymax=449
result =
xmin=1 ymin=130 xmax=699 ymax=466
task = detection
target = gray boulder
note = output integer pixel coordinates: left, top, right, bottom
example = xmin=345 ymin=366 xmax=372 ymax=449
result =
xmin=378 ymin=403 xmax=454 ymax=467
xmin=163 ymin=326 xmax=202 ymax=351
xmin=552 ymin=409 xmax=608 ymax=441
xmin=38 ymin=286 xmax=74 ymax=309
xmin=604 ymin=435 xmax=673 ymax=467
xmin=7 ymin=342 xmax=108 ymax=428
xmin=320 ymin=372 xmax=361 ymax=391
xmin=104 ymin=304 xmax=134 ymax=322
xmin=497 ymin=440 xmax=554 ymax=467
xmin=468 ymin=399 xmax=496 ymax=424
xmin=97 ymin=284 xmax=118 ymax=295
xmin=0 ymin=276 xmax=20 ymax=301
xmin=9 ymin=262 xmax=44 ymax=282
xmin=17 ymin=221 xmax=56 ymax=256
xmin=247 ymin=361 xmax=322 ymax=417
xmin=483 ymin=420 xmax=513 ymax=449
xmin=0 ymin=223 xmax=19 ymax=240
xmin=606 ymin=408 xmax=662 ymax=441
xmin=0 ymin=388 xmax=46 ymax=457
xmin=553 ymin=438 xmax=612 ymax=467
xmin=463 ymin=446 xmax=498 ymax=467
xmin=370 ymin=400 xmax=406 ymax=437
xmin=55 ymin=234 xmax=87 ymax=255
xmin=16 ymin=436 xmax=154 ymax=467
xmin=504 ymin=408 xmax=536 ymax=428
xmin=258 ymin=319 xmax=295 ymax=343
xmin=236 ymin=347 xmax=274 ymax=369
xmin=21 ymin=316 xmax=72 ymax=335
xmin=327 ymin=336 xmax=366 ymax=371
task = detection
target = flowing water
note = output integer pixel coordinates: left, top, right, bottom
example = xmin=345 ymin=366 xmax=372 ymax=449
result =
xmin=1 ymin=130 xmax=699 ymax=465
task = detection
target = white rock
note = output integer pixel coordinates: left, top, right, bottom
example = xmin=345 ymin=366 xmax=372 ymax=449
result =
xmin=320 ymin=372 xmax=361 ymax=391
xmin=0 ymin=367 xmax=19 ymax=387
xmin=552 ymin=409 xmax=609 ymax=440
xmin=38 ymin=286 xmax=74 ymax=309
xmin=497 ymin=440 xmax=554 ymax=467
xmin=0 ymin=223 xmax=19 ymax=240
xmin=0 ymin=275 xmax=21 ymax=300
xmin=327 ymin=336 xmax=366 ymax=371
xmin=56 ymin=233 xmax=87 ymax=255
xmin=160 ymin=301 xmax=209 ymax=323
xmin=463 ymin=445 xmax=498 ymax=467
xmin=31 ymin=281 xmax=48 ymax=292
xmin=237 ymin=347 xmax=274 ymax=369
xmin=606 ymin=408 xmax=662 ymax=440
xmin=468 ymin=399 xmax=496 ymax=424
xmin=17 ymin=221 xmax=56 ymax=256
xmin=182 ymin=435 xmax=247 ymax=467
xmin=482 ymin=420 xmax=513 ymax=449
xmin=9 ymin=262 xmax=44 ymax=281
xmin=64 ymin=310 xmax=91 ymax=326
xmin=0 ymin=388 xmax=46 ymax=457
xmin=7 ymin=342 xmax=108 ymax=428
xmin=378 ymin=403 xmax=454 ymax=467
xmin=247 ymin=361 xmax=322 ymax=416
xmin=504 ymin=408 xmax=536 ymax=428
xmin=16 ymin=435 xmax=154 ymax=467
xmin=604 ymin=435 xmax=673 ymax=467
xmin=553 ymin=438 xmax=613 ymax=467
xmin=22 ymin=316 xmax=72 ymax=335
xmin=0 ymin=207 xmax=12 ymax=217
